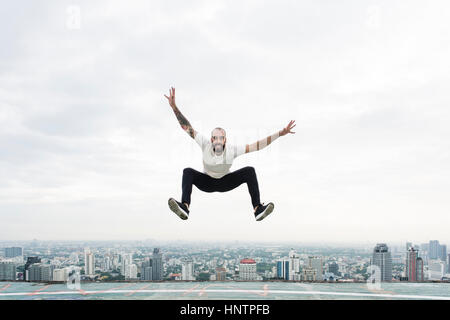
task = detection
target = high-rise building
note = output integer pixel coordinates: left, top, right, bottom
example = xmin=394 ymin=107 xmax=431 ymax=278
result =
xmin=239 ymin=259 xmax=257 ymax=281
xmin=112 ymin=255 xmax=120 ymax=269
xmin=28 ymin=264 xmax=53 ymax=282
xmin=416 ymin=258 xmax=424 ymax=282
xmin=85 ymin=252 xmax=95 ymax=276
xmin=215 ymin=267 xmax=226 ymax=281
xmin=328 ymin=262 xmax=339 ymax=276
xmin=439 ymin=244 xmax=447 ymax=262
xmin=406 ymin=242 xmax=413 ymax=252
xmin=371 ymin=243 xmax=392 ymax=282
xmin=182 ymin=258 xmax=194 ymax=281
xmin=28 ymin=264 xmax=41 ymax=282
xmin=120 ymin=253 xmax=132 ymax=276
xmin=140 ymin=259 xmax=152 ymax=281
xmin=406 ymin=247 xmax=423 ymax=281
xmin=448 ymin=254 xmax=450 ymax=273
xmin=125 ymin=264 xmax=137 ymax=279
xmin=429 ymin=240 xmax=440 ymax=260
xmin=406 ymin=248 xmax=417 ymax=281
xmin=288 ymin=249 xmax=300 ymax=280
xmin=309 ymin=256 xmax=323 ymax=281
xmin=152 ymin=248 xmax=163 ymax=281
xmin=41 ymin=264 xmax=53 ymax=281
xmin=0 ymin=262 xmax=17 ymax=280
xmin=103 ymin=256 xmax=111 ymax=272
xmin=4 ymin=247 xmax=23 ymax=258
xmin=276 ymin=259 xmax=289 ymax=280
xmin=24 ymin=256 xmax=41 ymax=281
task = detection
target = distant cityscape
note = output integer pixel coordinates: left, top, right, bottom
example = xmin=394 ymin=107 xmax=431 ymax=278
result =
xmin=0 ymin=240 xmax=449 ymax=283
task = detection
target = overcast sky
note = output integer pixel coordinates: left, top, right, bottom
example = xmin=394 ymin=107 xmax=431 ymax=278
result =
xmin=1 ymin=0 xmax=449 ymax=245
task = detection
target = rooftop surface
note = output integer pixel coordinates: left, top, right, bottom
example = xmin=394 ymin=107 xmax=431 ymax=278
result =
xmin=1 ymin=281 xmax=450 ymax=300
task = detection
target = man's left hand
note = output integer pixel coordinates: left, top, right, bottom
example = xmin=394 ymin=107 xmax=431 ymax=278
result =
xmin=280 ymin=120 xmax=296 ymax=136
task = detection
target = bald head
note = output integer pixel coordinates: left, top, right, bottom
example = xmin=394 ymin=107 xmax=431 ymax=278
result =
xmin=211 ymin=127 xmax=226 ymax=137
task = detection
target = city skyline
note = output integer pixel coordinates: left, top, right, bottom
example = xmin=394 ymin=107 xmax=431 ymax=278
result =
xmin=1 ymin=1 xmax=450 ymax=242
xmin=2 ymin=239 xmax=449 ymax=283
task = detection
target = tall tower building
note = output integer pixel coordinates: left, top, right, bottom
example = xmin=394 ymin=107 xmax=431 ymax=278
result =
xmin=406 ymin=247 xmax=423 ymax=281
xmin=439 ymin=244 xmax=447 ymax=262
xmin=103 ymin=256 xmax=111 ymax=272
xmin=182 ymin=258 xmax=194 ymax=280
xmin=276 ymin=258 xmax=289 ymax=280
xmin=125 ymin=264 xmax=137 ymax=279
xmin=28 ymin=264 xmax=53 ymax=282
xmin=28 ymin=264 xmax=42 ymax=282
xmin=140 ymin=259 xmax=152 ymax=281
xmin=239 ymin=259 xmax=257 ymax=281
xmin=309 ymin=256 xmax=323 ymax=281
xmin=0 ymin=262 xmax=17 ymax=281
xmin=152 ymin=248 xmax=163 ymax=280
xmin=416 ymin=257 xmax=424 ymax=282
xmin=371 ymin=243 xmax=393 ymax=282
xmin=112 ymin=254 xmax=120 ymax=269
xmin=121 ymin=253 xmax=132 ymax=276
xmin=328 ymin=262 xmax=339 ymax=276
xmin=429 ymin=240 xmax=440 ymax=260
xmin=40 ymin=264 xmax=53 ymax=281
xmin=406 ymin=242 xmax=413 ymax=252
xmin=85 ymin=252 xmax=95 ymax=276
xmin=448 ymin=254 xmax=450 ymax=273
xmin=24 ymin=257 xmax=41 ymax=281
xmin=288 ymin=249 xmax=300 ymax=280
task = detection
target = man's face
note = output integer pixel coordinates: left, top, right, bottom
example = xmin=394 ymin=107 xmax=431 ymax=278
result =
xmin=211 ymin=128 xmax=226 ymax=155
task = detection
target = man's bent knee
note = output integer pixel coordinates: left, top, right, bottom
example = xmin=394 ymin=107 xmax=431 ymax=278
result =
xmin=183 ymin=167 xmax=195 ymax=175
xmin=243 ymin=166 xmax=256 ymax=174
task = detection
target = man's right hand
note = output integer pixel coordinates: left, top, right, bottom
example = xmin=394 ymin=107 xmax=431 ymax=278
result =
xmin=164 ymin=86 xmax=196 ymax=139
xmin=164 ymin=86 xmax=176 ymax=108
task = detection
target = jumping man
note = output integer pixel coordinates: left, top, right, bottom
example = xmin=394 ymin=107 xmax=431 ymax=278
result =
xmin=164 ymin=87 xmax=296 ymax=221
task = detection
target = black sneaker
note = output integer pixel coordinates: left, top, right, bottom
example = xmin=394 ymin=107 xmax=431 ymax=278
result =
xmin=254 ymin=202 xmax=274 ymax=221
xmin=168 ymin=198 xmax=189 ymax=220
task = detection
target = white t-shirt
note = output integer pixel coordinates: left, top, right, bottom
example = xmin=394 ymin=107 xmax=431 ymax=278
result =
xmin=194 ymin=132 xmax=246 ymax=179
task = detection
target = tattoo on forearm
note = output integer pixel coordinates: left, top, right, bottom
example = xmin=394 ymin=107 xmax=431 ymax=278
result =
xmin=246 ymin=131 xmax=280 ymax=153
xmin=172 ymin=106 xmax=195 ymax=138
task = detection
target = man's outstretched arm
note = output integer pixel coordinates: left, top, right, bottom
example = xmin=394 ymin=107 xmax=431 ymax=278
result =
xmin=245 ymin=120 xmax=296 ymax=153
xmin=164 ymin=86 xmax=196 ymax=139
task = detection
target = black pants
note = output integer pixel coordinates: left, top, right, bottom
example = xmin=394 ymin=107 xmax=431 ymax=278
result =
xmin=181 ymin=166 xmax=262 ymax=209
